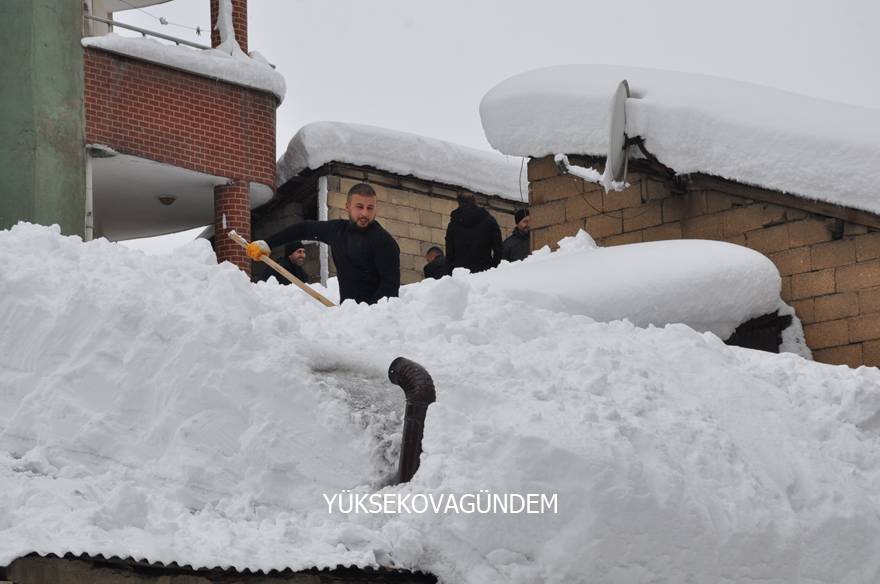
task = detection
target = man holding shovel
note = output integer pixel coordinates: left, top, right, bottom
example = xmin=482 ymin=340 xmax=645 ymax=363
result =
xmin=247 ymin=183 xmax=400 ymax=305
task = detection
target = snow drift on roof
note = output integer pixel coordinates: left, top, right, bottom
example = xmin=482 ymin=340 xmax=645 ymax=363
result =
xmin=4 ymin=223 xmax=880 ymax=583
xmin=480 ymin=64 xmax=880 ymax=215
xmin=277 ymin=122 xmax=527 ymax=201
xmin=82 ymin=33 xmax=286 ymax=102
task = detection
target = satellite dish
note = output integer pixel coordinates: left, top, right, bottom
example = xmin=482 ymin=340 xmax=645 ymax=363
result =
xmin=554 ymin=78 xmax=631 ymax=192
xmin=605 ymin=79 xmax=630 ymax=183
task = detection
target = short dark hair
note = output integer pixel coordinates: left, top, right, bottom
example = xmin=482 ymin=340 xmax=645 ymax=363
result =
xmin=425 ymin=246 xmax=443 ymax=257
xmin=347 ymin=183 xmax=377 ymax=200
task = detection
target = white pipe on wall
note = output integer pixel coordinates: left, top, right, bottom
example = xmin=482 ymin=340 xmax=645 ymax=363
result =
xmin=317 ymin=175 xmax=329 ymax=286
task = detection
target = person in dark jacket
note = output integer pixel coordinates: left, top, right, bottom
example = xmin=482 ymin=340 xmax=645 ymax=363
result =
xmin=445 ymin=192 xmax=502 ymax=273
xmin=278 ymin=241 xmax=309 ymax=284
xmin=501 ymin=209 xmax=530 ymax=262
xmin=423 ymin=246 xmax=449 ymax=280
xmin=247 ymin=183 xmax=400 ymax=304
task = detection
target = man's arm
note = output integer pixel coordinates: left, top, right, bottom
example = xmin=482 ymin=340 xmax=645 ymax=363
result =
xmin=490 ymin=218 xmax=503 ymax=268
xmin=370 ymin=235 xmax=401 ymax=303
xmin=266 ymin=220 xmax=337 ymax=250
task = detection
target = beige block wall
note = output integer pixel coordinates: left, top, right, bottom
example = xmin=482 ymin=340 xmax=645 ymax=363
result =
xmin=528 ymin=155 xmax=880 ymax=369
xmin=326 ymin=167 xmax=518 ymax=285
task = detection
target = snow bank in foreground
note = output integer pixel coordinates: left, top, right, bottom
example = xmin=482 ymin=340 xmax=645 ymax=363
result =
xmin=3 ymin=223 xmax=880 ymax=584
xmin=480 ymin=65 xmax=880 ymax=215
xmin=474 ymin=230 xmax=786 ymax=341
xmin=82 ymin=34 xmax=286 ymax=102
xmin=277 ymin=122 xmax=526 ymax=201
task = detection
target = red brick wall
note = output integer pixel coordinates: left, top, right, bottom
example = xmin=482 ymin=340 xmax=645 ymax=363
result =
xmin=84 ymin=48 xmax=275 ymax=189
xmin=210 ymin=0 xmax=248 ymax=54
xmin=214 ymin=181 xmax=251 ymax=274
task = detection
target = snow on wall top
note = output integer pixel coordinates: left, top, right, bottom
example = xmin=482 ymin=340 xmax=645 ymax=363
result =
xmin=277 ymin=122 xmax=527 ymax=201
xmin=6 ymin=223 xmax=880 ymax=583
xmin=82 ymin=33 xmax=286 ymax=102
xmin=480 ymin=64 xmax=880 ymax=215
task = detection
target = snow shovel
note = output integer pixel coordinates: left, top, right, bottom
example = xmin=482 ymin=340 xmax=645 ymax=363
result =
xmin=228 ymin=230 xmax=335 ymax=307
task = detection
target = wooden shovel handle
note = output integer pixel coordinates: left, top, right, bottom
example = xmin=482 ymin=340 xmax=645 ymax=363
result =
xmin=228 ymin=230 xmax=335 ymax=308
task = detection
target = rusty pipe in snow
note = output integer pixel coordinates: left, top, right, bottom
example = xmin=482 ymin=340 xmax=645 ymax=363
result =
xmin=388 ymin=357 xmax=436 ymax=484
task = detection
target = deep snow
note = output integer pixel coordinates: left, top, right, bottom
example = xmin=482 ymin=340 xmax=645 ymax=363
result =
xmin=3 ymin=224 xmax=880 ymax=584
xmin=276 ymin=122 xmax=526 ymax=201
xmin=480 ymin=65 xmax=880 ymax=215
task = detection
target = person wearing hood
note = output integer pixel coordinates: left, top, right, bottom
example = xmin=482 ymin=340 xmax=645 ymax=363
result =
xmin=444 ymin=192 xmax=503 ymax=273
xmin=501 ymin=209 xmax=530 ymax=262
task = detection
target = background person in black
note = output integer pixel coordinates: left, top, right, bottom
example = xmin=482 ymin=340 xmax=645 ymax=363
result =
xmin=501 ymin=209 xmax=530 ymax=262
xmin=247 ymin=183 xmax=400 ymax=304
xmin=422 ymin=246 xmax=449 ymax=280
xmin=445 ymin=192 xmax=502 ymax=273
xmin=255 ymin=241 xmax=309 ymax=284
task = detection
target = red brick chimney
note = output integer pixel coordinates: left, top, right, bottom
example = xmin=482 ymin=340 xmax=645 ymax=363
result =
xmin=210 ymin=0 xmax=248 ymax=54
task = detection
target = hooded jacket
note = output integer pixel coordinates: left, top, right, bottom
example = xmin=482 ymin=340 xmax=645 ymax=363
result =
xmin=267 ymin=219 xmax=400 ymax=304
xmin=445 ymin=203 xmax=502 ymax=273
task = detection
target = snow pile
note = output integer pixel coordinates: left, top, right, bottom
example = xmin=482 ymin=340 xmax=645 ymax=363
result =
xmin=277 ymin=122 xmax=526 ymax=201
xmin=82 ymin=33 xmax=286 ymax=102
xmin=4 ymin=223 xmax=880 ymax=583
xmin=475 ymin=230 xmax=787 ymax=340
xmin=480 ymin=65 xmax=880 ymax=215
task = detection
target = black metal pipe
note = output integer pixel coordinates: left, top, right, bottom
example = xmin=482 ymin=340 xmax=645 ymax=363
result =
xmin=388 ymin=357 xmax=436 ymax=484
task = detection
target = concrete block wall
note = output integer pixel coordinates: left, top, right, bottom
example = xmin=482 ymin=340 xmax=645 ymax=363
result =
xmin=326 ymin=167 xmax=518 ymax=284
xmin=528 ymin=155 xmax=880 ymax=368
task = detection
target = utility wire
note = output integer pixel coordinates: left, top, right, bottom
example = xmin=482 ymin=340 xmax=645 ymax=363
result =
xmin=115 ymin=0 xmax=208 ymax=36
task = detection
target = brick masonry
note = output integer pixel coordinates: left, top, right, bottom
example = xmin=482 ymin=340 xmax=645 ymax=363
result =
xmin=83 ymin=48 xmax=276 ymax=190
xmin=214 ymin=181 xmax=251 ymax=275
xmin=528 ymin=155 xmax=880 ymax=368
xmin=210 ymin=0 xmax=248 ymax=53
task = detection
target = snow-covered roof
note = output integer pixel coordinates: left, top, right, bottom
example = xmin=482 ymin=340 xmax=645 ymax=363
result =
xmin=5 ymin=222 xmax=880 ymax=583
xmin=277 ymin=122 xmax=527 ymax=201
xmin=480 ymin=65 xmax=880 ymax=216
xmin=82 ymin=33 xmax=286 ymax=102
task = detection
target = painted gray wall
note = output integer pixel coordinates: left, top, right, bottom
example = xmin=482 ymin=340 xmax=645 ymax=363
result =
xmin=0 ymin=0 xmax=86 ymax=236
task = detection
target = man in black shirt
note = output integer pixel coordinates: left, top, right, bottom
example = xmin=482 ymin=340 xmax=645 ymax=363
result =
xmin=501 ymin=209 xmax=530 ymax=262
xmin=422 ymin=246 xmax=449 ymax=280
xmin=445 ymin=192 xmax=502 ymax=273
xmin=247 ymin=183 xmax=400 ymax=304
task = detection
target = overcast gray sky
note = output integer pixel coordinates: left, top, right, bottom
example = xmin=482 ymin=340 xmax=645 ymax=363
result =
xmin=114 ymin=0 xmax=880 ymax=252
xmin=116 ymin=0 xmax=880 ymax=158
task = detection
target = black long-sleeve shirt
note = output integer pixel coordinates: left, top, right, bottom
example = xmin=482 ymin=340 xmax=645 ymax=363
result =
xmin=266 ymin=219 xmax=400 ymax=304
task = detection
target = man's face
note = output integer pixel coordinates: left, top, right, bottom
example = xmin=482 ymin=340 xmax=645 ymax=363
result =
xmin=517 ymin=216 xmax=530 ymax=233
xmin=345 ymin=194 xmax=377 ymax=228
xmin=289 ymin=247 xmax=306 ymax=266
xmin=425 ymin=249 xmax=441 ymax=263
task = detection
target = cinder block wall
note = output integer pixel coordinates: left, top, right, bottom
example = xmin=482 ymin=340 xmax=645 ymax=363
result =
xmin=528 ymin=155 xmax=880 ymax=368
xmin=327 ymin=166 xmax=518 ymax=284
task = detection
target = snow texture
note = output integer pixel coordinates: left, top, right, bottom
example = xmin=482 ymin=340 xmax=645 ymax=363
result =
xmin=81 ymin=33 xmax=286 ymax=102
xmin=5 ymin=224 xmax=880 ymax=584
xmin=277 ymin=122 xmax=527 ymax=201
xmin=476 ymin=230 xmax=789 ymax=341
xmin=480 ymin=65 xmax=880 ymax=215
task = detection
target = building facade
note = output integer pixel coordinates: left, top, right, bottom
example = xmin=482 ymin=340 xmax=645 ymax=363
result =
xmin=529 ymin=154 xmax=880 ymax=367
xmin=253 ymin=163 xmax=521 ymax=286
xmin=2 ymin=0 xmax=280 ymax=275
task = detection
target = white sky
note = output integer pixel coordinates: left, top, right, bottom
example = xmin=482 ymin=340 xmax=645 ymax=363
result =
xmin=112 ymin=0 xmax=880 ymax=252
